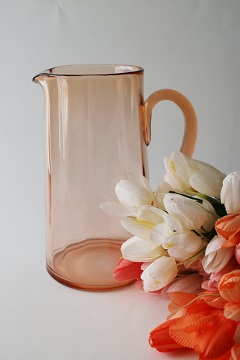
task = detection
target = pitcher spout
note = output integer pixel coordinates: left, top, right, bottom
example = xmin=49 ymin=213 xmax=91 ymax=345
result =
xmin=32 ymin=73 xmax=42 ymax=84
xmin=32 ymin=71 xmax=50 ymax=84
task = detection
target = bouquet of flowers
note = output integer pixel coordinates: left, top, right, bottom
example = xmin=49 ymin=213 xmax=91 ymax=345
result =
xmin=101 ymin=152 xmax=240 ymax=360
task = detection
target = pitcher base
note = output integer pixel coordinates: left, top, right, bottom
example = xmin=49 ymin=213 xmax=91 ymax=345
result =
xmin=47 ymin=238 xmax=135 ymax=291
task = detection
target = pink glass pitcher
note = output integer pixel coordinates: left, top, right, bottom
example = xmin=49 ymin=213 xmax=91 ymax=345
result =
xmin=33 ymin=64 xmax=197 ymax=291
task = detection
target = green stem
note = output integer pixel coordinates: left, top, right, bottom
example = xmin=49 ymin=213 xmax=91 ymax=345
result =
xmin=169 ymin=191 xmax=203 ymax=203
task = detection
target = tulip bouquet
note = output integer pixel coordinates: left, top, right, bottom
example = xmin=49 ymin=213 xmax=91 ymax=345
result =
xmin=101 ymin=152 xmax=240 ymax=360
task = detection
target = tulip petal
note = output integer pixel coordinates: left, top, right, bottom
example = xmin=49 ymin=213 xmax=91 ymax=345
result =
xmin=121 ymin=217 xmax=152 ymax=240
xmin=149 ymin=318 xmax=185 ymax=352
xmin=202 ymin=243 xmax=234 ymax=274
xmin=221 ymin=171 xmax=240 ymax=214
xmin=113 ymin=258 xmax=142 ymax=282
xmin=218 ymin=270 xmax=240 ymax=302
xmin=228 ymin=229 xmax=240 ymax=247
xmin=195 ymin=315 xmax=236 ymax=358
xmin=168 ymin=292 xmax=199 ymax=313
xmin=114 ymin=174 xmax=154 ymax=216
xmin=169 ymin=313 xmax=204 ymax=349
xmin=190 ymin=169 xmax=225 ymax=198
xmin=202 ymin=251 xmax=215 ymax=268
xmin=136 ymin=205 xmax=165 ymax=224
xmin=154 ymin=181 xmax=173 ymax=209
xmin=150 ymin=223 xmax=172 ymax=244
xmin=215 ymin=214 xmax=240 ymax=245
xmin=202 ymin=294 xmax=227 ymax=310
xmin=200 ymin=200 xmax=217 ymax=232
xmin=224 ymin=302 xmax=240 ymax=321
xmin=193 ymin=159 xmax=224 ymax=173
xmin=164 ymin=152 xmax=198 ymax=191
xmin=168 ymin=247 xmax=195 ymax=261
xmin=234 ymin=324 xmax=240 ymax=345
xmin=231 ymin=343 xmax=240 ymax=359
xmin=141 ymin=256 xmax=177 ymax=291
xmin=235 ymin=244 xmax=240 ymax=264
xmin=204 ymin=236 xmax=226 ymax=255
xmin=166 ymin=274 xmax=203 ymax=294
xmin=165 ymin=232 xmax=203 ymax=253
xmin=169 ymin=312 xmax=236 ymax=358
xmin=202 ymin=235 xmax=234 ymax=274
xmin=165 ymin=213 xmax=189 ymax=233
xmin=164 ymin=193 xmax=209 ymax=230
xmin=121 ymin=236 xmax=165 ymax=262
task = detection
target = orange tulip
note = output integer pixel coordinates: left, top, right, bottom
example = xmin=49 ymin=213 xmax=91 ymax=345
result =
xmin=235 ymin=244 xmax=240 ymax=265
xmin=199 ymin=350 xmax=231 ymax=360
xmin=219 ymin=270 xmax=240 ymax=325
xmin=230 ymin=344 xmax=240 ymax=360
xmin=149 ymin=291 xmax=237 ymax=358
xmin=149 ymin=318 xmax=184 ymax=352
xmin=218 ymin=270 xmax=240 ymax=303
xmin=215 ymin=214 xmax=240 ymax=247
xmin=113 ymin=258 xmax=142 ymax=282
xmin=224 ymin=302 xmax=240 ymax=321
xmin=169 ymin=311 xmax=236 ymax=358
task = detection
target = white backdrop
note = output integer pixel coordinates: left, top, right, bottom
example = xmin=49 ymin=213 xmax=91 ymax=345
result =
xmin=1 ymin=1 xmax=239 ymax=360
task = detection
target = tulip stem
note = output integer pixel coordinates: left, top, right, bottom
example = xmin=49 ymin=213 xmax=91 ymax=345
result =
xmin=168 ymin=191 xmax=203 ymax=203
xmin=186 ymin=190 xmax=227 ymax=217
xmin=179 ymin=246 xmax=206 ymax=266
xmin=168 ymin=292 xmax=220 ymax=318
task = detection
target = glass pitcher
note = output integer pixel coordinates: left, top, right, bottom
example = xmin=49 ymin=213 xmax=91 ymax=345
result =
xmin=33 ymin=64 xmax=197 ymax=291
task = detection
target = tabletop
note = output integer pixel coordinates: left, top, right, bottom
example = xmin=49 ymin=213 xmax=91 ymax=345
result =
xmin=1 ymin=243 xmax=197 ymax=360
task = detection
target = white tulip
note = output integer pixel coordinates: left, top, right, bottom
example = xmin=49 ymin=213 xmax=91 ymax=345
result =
xmin=200 ymin=199 xmax=218 ymax=232
xmin=150 ymin=212 xmax=191 ymax=246
xmin=164 ymin=213 xmax=190 ymax=233
xmin=163 ymin=193 xmax=215 ymax=231
xmin=141 ymin=256 xmax=178 ymax=292
xmin=115 ymin=174 xmax=154 ymax=216
xmin=164 ymin=151 xmax=225 ymax=197
xmin=121 ymin=217 xmax=152 ymax=241
xmin=202 ymin=236 xmax=234 ymax=274
xmin=221 ymin=171 xmax=240 ymax=214
xmin=136 ymin=205 xmax=166 ymax=225
xmin=163 ymin=231 xmax=206 ymax=261
xmin=150 ymin=222 xmax=173 ymax=245
xmin=121 ymin=236 xmax=166 ymax=262
xmin=120 ymin=206 xmax=166 ymax=241
xmin=189 ymin=169 xmax=225 ymax=198
xmin=164 ymin=152 xmax=198 ymax=191
xmin=154 ymin=181 xmax=174 ymax=210
xmin=188 ymin=160 xmax=225 ymax=198
xmin=100 ymin=173 xmax=154 ymax=217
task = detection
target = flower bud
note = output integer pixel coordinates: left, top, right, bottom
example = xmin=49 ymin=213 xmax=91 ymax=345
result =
xmin=221 ymin=171 xmax=240 ymax=214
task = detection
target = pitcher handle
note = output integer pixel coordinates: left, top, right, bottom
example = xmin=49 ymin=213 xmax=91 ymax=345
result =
xmin=143 ymin=89 xmax=198 ymax=157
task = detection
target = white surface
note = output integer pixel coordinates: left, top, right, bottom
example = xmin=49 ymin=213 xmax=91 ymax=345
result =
xmin=2 ymin=254 xmax=198 ymax=360
xmin=1 ymin=1 xmax=239 ymax=359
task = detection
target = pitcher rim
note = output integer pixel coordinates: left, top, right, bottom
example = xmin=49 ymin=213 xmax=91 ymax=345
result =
xmin=33 ymin=64 xmax=144 ymax=81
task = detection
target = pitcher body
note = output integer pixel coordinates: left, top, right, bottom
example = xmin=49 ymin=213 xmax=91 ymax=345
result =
xmin=33 ymin=64 xmax=197 ymax=290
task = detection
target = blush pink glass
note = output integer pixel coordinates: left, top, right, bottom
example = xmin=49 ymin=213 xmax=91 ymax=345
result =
xmin=33 ymin=64 xmax=198 ymax=291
